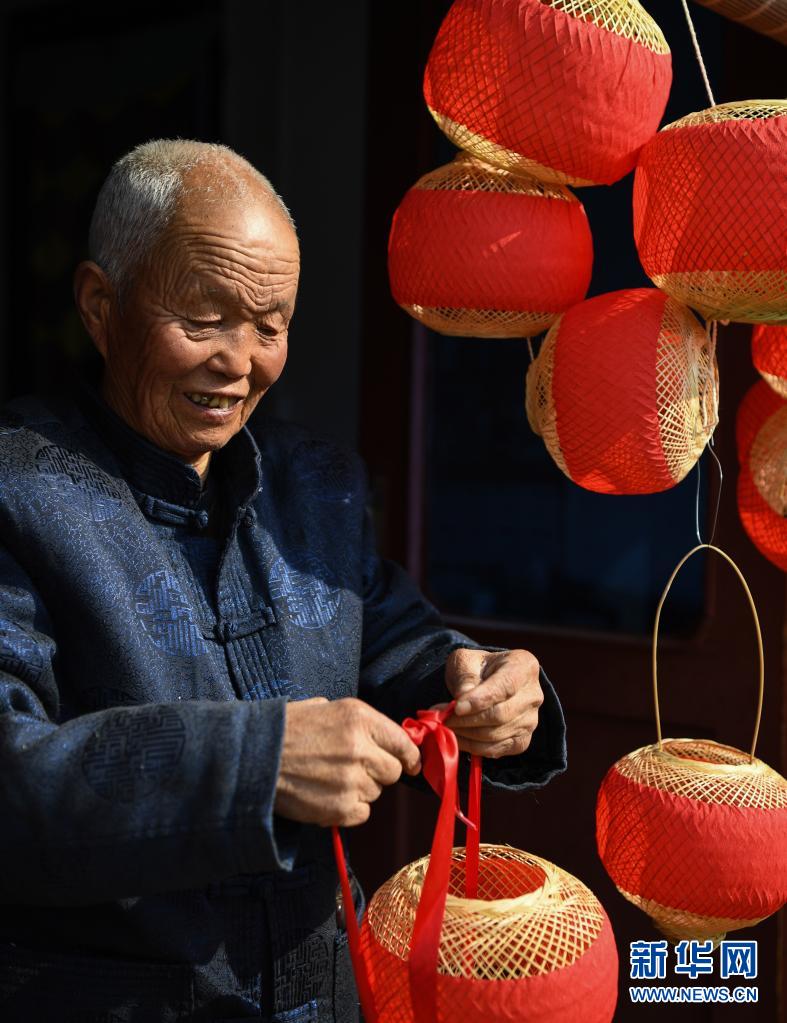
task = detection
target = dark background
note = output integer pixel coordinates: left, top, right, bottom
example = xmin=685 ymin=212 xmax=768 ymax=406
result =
xmin=0 ymin=1 xmax=784 ymax=1019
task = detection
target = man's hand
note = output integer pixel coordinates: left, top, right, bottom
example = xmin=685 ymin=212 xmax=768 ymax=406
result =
xmin=440 ymin=649 xmax=543 ymax=758
xmin=274 ymin=698 xmax=421 ymax=827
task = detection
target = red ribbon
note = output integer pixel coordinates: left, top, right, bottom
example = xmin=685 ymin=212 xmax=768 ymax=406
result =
xmin=332 ymin=703 xmax=482 ymax=1023
xmin=465 ymin=753 xmax=482 ymax=900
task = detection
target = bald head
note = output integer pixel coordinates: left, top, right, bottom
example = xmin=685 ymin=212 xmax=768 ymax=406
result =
xmin=88 ymin=139 xmax=295 ymax=297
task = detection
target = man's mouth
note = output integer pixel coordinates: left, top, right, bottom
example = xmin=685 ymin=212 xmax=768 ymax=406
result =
xmin=184 ymin=392 xmax=243 ymax=410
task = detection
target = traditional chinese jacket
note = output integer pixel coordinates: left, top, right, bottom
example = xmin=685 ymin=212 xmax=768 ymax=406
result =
xmin=0 ymin=390 xmax=566 ymax=1022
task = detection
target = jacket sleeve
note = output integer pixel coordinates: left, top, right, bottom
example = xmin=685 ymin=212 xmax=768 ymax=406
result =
xmin=0 ymin=542 xmax=299 ymax=907
xmin=356 ymin=504 xmax=567 ymax=792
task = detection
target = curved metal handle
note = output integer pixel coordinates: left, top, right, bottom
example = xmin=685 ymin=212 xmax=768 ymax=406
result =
xmin=652 ymin=543 xmax=765 ymax=762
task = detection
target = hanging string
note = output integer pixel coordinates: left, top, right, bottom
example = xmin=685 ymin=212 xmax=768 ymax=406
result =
xmin=706 ymin=320 xmax=723 ymax=545
xmin=694 ymin=459 xmax=703 ymax=545
xmin=695 ymin=430 xmax=724 ymax=547
xmin=694 ymin=320 xmax=723 ymax=545
xmin=680 ymin=0 xmax=717 ymax=107
xmin=706 ymin=436 xmax=723 ymax=545
xmin=527 ymin=338 xmax=536 ymax=363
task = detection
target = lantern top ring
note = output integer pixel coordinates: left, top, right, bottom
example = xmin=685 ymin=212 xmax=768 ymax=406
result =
xmin=444 ymin=861 xmax=557 ymax=917
xmin=414 ymin=152 xmax=577 ymax=202
xmin=648 ymin=739 xmax=774 ymax=777
xmin=613 ymin=738 xmax=787 ymax=809
xmin=408 ymin=844 xmax=570 ymax=917
xmin=652 ymin=544 xmax=765 ymax=761
xmin=545 ymin=0 xmax=670 ymax=54
xmin=661 ymin=99 xmax=787 ymax=132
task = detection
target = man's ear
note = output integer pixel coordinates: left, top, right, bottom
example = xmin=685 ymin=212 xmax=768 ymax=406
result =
xmin=73 ymin=261 xmax=115 ymax=359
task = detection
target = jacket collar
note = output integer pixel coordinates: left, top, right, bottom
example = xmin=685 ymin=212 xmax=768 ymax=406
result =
xmin=77 ymin=385 xmax=263 ymax=513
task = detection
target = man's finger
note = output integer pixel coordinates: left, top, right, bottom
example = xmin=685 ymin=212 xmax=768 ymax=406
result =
xmin=449 ymin=685 xmax=542 ymax=728
xmin=369 ymin=715 xmax=422 ymax=775
xmin=445 ymin=647 xmax=487 ymax=697
xmin=450 ymin=711 xmax=539 ymax=745
xmin=366 ymin=747 xmax=410 ymax=787
xmin=454 ymin=671 xmax=517 ymax=716
xmin=358 ymin=775 xmax=383 ymax=804
xmin=455 ymin=732 xmax=534 ymax=758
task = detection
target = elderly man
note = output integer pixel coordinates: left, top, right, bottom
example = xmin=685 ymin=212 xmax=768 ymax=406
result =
xmin=0 ymin=140 xmax=565 ymax=1021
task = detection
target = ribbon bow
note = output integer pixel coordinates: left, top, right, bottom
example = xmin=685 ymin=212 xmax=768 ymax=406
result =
xmin=402 ymin=704 xmax=474 ymax=829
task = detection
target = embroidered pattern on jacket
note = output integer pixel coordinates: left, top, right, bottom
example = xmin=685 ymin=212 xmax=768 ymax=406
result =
xmin=134 ymin=569 xmax=208 ymax=656
xmin=269 ymin=555 xmax=341 ymax=629
xmin=81 ymin=706 xmax=186 ymax=802
xmin=35 ymin=445 xmax=124 ymax=523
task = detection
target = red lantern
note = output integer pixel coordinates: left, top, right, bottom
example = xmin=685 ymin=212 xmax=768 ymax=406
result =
xmin=752 ymin=324 xmax=787 ymax=397
xmin=597 ymin=545 xmax=787 ymax=943
xmin=361 ymin=847 xmax=618 ymax=1023
xmin=335 ymin=711 xmax=619 ymax=1023
xmin=526 ymin=289 xmax=718 ymax=493
xmin=423 ymin=0 xmax=672 ymax=186
xmin=634 ymin=100 xmax=787 ymax=323
xmin=388 ymin=154 xmax=593 ymax=337
xmin=738 ymin=407 xmax=787 ymax=571
xmin=736 ymin=380 xmax=784 ymax=464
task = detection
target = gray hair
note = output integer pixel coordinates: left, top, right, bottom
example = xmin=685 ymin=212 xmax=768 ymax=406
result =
xmin=88 ymin=139 xmax=295 ymax=295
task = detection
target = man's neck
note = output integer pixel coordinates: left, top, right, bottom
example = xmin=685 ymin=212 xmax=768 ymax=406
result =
xmin=193 ymin=452 xmax=212 ymax=484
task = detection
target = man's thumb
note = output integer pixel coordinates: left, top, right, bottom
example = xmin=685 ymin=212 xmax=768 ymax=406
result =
xmin=446 ymin=648 xmax=485 ymax=696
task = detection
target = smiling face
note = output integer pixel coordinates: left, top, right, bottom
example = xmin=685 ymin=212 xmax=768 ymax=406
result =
xmin=77 ymin=173 xmax=300 ymax=479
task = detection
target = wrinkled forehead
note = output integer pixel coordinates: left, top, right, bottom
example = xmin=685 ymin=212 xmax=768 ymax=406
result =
xmin=144 ymin=193 xmax=300 ymax=311
xmin=172 ymin=181 xmax=299 ymax=254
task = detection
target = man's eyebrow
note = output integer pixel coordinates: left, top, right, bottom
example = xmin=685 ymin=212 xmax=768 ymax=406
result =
xmin=274 ymin=299 xmax=296 ymax=319
xmin=202 ymin=286 xmax=294 ymax=318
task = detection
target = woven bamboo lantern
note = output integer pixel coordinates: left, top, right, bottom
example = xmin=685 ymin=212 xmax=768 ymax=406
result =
xmin=736 ymin=379 xmax=785 ymax=463
xmin=738 ymin=407 xmax=787 ymax=571
xmin=423 ymin=0 xmax=672 ymax=187
xmin=361 ymin=846 xmax=618 ymax=1022
xmin=526 ymin=289 xmax=718 ymax=494
xmin=634 ymin=100 xmax=787 ymax=323
xmin=388 ymin=154 xmax=593 ymax=338
xmin=692 ymin=0 xmax=787 ymax=46
xmin=752 ymin=324 xmax=787 ymax=397
xmin=335 ymin=713 xmax=619 ymax=1023
xmin=597 ymin=545 xmax=787 ymax=943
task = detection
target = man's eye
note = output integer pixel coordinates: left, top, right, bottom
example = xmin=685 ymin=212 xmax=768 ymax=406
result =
xmin=184 ymin=318 xmax=222 ymax=332
xmin=255 ymin=322 xmax=279 ymax=338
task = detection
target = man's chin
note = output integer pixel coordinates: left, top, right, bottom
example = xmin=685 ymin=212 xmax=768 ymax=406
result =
xmin=167 ymin=423 xmax=243 ymax=468
xmin=180 ymin=430 xmax=235 ymax=457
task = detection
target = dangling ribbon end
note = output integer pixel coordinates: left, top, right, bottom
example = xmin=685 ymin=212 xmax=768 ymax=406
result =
xmin=456 ymin=809 xmax=476 ymax=830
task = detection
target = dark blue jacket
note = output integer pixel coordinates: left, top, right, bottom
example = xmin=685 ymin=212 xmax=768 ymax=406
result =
xmin=0 ymin=391 xmax=566 ymax=1021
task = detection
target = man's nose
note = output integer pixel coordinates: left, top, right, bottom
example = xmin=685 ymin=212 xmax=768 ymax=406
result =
xmin=204 ymin=327 xmax=255 ymax=378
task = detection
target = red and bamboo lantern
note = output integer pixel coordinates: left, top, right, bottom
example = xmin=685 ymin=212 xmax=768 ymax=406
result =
xmin=423 ymin=0 xmax=672 ymax=187
xmin=597 ymin=545 xmax=787 ymax=943
xmin=362 ymin=846 xmax=618 ymax=1022
xmin=526 ymin=288 xmax=718 ymax=494
xmin=335 ymin=711 xmax=619 ymax=1023
xmin=634 ymin=100 xmax=787 ymax=323
xmin=736 ymin=380 xmax=785 ymax=464
xmin=738 ymin=406 xmax=787 ymax=571
xmin=752 ymin=324 xmax=787 ymax=397
xmin=388 ymin=154 xmax=593 ymax=338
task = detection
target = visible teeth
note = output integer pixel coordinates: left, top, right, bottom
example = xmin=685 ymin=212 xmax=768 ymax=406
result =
xmin=187 ymin=393 xmax=235 ymax=410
